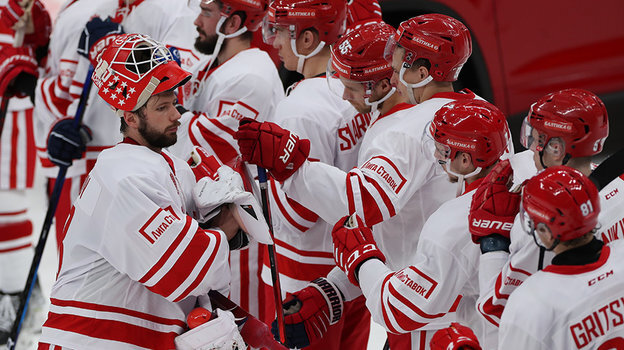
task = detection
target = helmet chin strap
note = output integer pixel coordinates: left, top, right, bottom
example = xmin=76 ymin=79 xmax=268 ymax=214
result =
xmin=290 ymin=39 xmax=326 ymax=74
xmin=206 ymin=16 xmax=249 ymax=71
xmin=399 ymin=66 xmax=433 ymax=104
xmin=364 ymin=87 xmax=396 ymax=113
xmin=445 ymin=164 xmax=482 ymax=197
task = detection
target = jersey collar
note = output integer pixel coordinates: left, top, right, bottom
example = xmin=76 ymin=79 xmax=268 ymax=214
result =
xmin=543 ymin=243 xmax=610 ymax=275
xmin=122 ymin=137 xmax=176 ymax=175
xmin=430 ymin=88 xmax=476 ymax=101
xmin=464 ymin=177 xmax=484 ymax=194
xmin=371 ymin=102 xmax=414 ymax=126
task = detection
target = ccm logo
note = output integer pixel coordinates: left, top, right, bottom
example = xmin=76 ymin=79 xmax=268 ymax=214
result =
xmin=139 ymin=206 xmax=181 ymax=244
xmin=605 ymin=188 xmax=619 ymax=200
xmin=471 ymin=219 xmax=513 ymax=231
xmin=588 ymin=270 xmax=614 ymax=286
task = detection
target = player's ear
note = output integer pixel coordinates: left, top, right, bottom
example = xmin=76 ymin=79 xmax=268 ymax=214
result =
xmin=224 ymin=13 xmax=243 ymax=35
xmin=123 ymin=110 xmax=139 ymax=129
xmin=375 ymin=78 xmax=392 ymax=95
xmin=297 ymin=29 xmax=320 ymax=54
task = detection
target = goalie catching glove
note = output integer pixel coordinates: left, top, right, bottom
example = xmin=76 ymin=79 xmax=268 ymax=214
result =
xmin=468 ymin=159 xmax=520 ymax=252
xmin=271 ymin=277 xmax=345 ymax=348
xmin=332 ymin=214 xmax=386 ymax=285
xmin=235 ymin=118 xmax=310 ymax=182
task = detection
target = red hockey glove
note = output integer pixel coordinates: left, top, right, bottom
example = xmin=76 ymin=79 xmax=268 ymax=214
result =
xmin=23 ymin=0 xmax=52 ymax=49
xmin=430 ymin=322 xmax=482 ymax=350
xmin=468 ymin=159 xmax=520 ymax=243
xmin=0 ymin=46 xmax=38 ymax=99
xmin=332 ymin=214 xmax=386 ymax=286
xmin=271 ymin=278 xmax=344 ymax=348
xmin=235 ymin=118 xmax=310 ymax=182
xmin=187 ymin=146 xmax=222 ymax=182
xmin=0 ymin=0 xmax=24 ymax=29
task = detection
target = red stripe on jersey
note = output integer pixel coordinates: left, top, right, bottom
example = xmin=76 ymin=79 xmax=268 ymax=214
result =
xmin=346 ymin=172 xmax=388 ymax=226
xmin=285 ymin=194 xmax=318 ymax=222
xmin=387 ymin=280 xmax=447 ymax=320
xmin=239 ymin=246 xmax=250 ymax=311
xmin=478 ymin=298 xmax=502 ymax=326
xmin=273 ymin=237 xmax=334 ymax=259
xmin=0 ymin=243 xmax=31 ymax=253
xmin=267 ymin=247 xmax=334 ymax=282
xmin=380 ymin=274 xmax=402 ymax=334
xmin=10 ymin=111 xmax=18 ymax=188
xmin=25 ymin=108 xmax=35 ymax=187
xmin=174 ymin=229 xmax=223 ymax=302
xmin=49 ymin=298 xmax=186 ymax=328
xmin=0 ymin=220 xmax=32 ymax=241
xmin=195 ymin=119 xmax=239 ymax=165
xmin=139 ymin=216 xmax=193 ymax=284
xmin=0 ymin=209 xmax=26 ymax=216
xmin=46 ymin=80 xmax=72 ymax=116
xmin=419 ymin=330 xmax=427 ymax=349
xmin=269 ymin=180 xmax=309 ymax=232
xmin=207 ymin=117 xmax=236 ymax=138
xmin=493 ymin=273 xmax=508 ymax=301
xmin=44 ymin=312 xmax=178 ymax=349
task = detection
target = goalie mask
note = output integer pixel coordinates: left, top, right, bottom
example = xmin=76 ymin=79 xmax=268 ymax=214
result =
xmin=92 ymin=34 xmax=191 ymax=116
xmin=520 ymin=88 xmax=609 ymax=168
xmin=520 ymin=166 xmax=600 ymax=250
xmin=262 ymin=0 xmax=347 ymax=73
xmin=327 ymin=21 xmax=396 ymax=112
xmin=383 ymin=14 xmax=471 ymax=103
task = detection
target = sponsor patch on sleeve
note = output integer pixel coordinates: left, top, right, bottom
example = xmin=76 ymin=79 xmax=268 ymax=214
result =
xmin=393 ymin=267 xmax=438 ymax=300
xmin=217 ymin=100 xmax=259 ymax=121
xmin=139 ymin=206 xmax=181 ymax=245
xmin=360 ymin=156 xmax=407 ymax=194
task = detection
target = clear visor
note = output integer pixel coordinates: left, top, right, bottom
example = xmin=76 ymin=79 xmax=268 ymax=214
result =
xmin=261 ymin=16 xmax=277 ymax=45
xmin=326 ymin=59 xmax=374 ymax=100
xmin=422 ymin=122 xmax=451 ymax=164
xmin=520 ymin=116 xmax=565 ymax=155
xmin=383 ymin=34 xmax=398 ymax=63
xmin=519 ymin=203 xmax=535 ymax=236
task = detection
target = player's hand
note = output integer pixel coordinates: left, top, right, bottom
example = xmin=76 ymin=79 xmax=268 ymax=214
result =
xmin=0 ymin=0 xmax=24 ymax=28
xmin=468 ymin=159 xmax=520 ymax=243
xmin=0 ymin=46 xmax=38 ymax=100
xmin=235 ymin=118 xmax=310 ymax=182
xmin=193 ymin=164 xmax=247 ymax=223
xmin=271 ymin=278 xmax=344 ymax=348
xmin=187 ymin=146 xmax=221 ymax=182
xmin=332 ymin=214 xmax=386 ymax=286
xmin=430 ymin=322 xmax=482 ymax=350
xmin=77 ymin=16 xmax=124 ymax=66
xmin=46 ymin=118 xmax=92 ymax=167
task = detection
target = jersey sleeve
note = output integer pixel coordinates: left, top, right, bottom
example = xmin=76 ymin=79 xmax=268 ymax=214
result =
xmin=97 ymin=175 xmax=231 ymax=302
xmin=357 ymin=237 xmax=470 ymax=333
xmin=498 ymin=288 xmax=548 ymax=350
xmin=283 ymin=128 xmax=431 ymax=227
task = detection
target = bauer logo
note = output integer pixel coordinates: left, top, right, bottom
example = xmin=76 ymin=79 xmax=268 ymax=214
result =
xmin=361 ymin=156 xmax=407 ymax=194
xmin=217 ymin=100 xmax=259 ymax=121
xmin=139 ymin=206 xmax=181 ymax=244
xmin=393 ymin=267 xmax=437 ymax=299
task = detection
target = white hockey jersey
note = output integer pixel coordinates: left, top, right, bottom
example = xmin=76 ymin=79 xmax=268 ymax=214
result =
xmin=171 ymin=47 xmax=284 ymax=164
xmin=358 ymin=178 xmax=497 ymax=349
xmin=39 ymin=140 xmax=230 ymax=350
xmin=0 ymin=97 xmax=36 ymax=190
xmin=477 ymin=156 xmax=624 ymax=327
xmin=259 ymin=77 xmax=369 ymax=292
xmin=283 ymin=91 xmax=486 ymax=271
xmin=498 ymin=239 xmax=624 ymax=350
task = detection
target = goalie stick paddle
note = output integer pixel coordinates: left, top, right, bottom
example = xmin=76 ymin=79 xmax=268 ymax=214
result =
xmin=208 ymin=290 xmax=288 ymax=350
xmin=256 ymin=167 xmax=287 ymax=345
xmin=7 ymin=65 xmax=95 ymax=350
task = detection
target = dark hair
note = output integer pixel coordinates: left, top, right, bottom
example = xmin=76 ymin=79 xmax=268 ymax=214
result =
xmin=120 ymin=104 xmax=147 ymax=134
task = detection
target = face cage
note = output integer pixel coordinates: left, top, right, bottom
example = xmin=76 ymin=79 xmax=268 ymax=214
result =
xmin=109 ymin=36 xmax=175 ymax=84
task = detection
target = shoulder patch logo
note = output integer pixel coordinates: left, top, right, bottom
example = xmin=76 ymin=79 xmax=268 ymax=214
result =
xmin=361 ymin=156 xmax=407 ymax=194
xmin=139 ymin=206 xmax=181 ymax=244
xmin=393 ymin=266 xmax=438 ymax=300
xmin=217 ymin=100 xmax=259 ymax=121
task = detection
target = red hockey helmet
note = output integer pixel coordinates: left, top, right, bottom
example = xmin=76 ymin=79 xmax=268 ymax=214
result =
xmin=197 ymin=0 xmax=269 ymax=32
xmin=429 ymin=99 xmax=509 ymax=168
xmin=262 ymin=0 xmax=347 ymax=46
xmin=92 ymin=34 xmax=191 ymax=115
xmin=430 ymin=322 xmax=482 ymax=350
xmin=521 ymin=166 xmax=600 ymax=242
xmin=384 ymin=14 xmax=471 ymax=82
xmin=520 ymin=88 xmax=609 ymax=158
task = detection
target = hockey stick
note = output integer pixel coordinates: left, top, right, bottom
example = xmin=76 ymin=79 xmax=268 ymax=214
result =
xmin=257 ymin=167 xmax=287 ymax=345
xmin=209 ymin=290 xmax=288 ymax=350
xmin=0 ymin=95 xmax=8 ymax=138
xmin=7 ymin=65 xmax=95 ymax=350
xmin=590 ymin=148 xmax=624 ymax=191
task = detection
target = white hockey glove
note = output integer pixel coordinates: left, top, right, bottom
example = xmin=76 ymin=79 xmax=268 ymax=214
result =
xmin=175 ymin=308 xmax=245 ymax=350
xmin=193 ymin=165 xmax=247 ymax=222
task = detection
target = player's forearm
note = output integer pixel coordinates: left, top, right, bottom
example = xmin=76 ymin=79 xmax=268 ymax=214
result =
xmin=282 ymin=160 xmax=350 ymax=225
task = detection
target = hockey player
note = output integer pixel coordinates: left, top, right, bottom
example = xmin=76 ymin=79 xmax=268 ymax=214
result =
xmin=469 ymin=88 xmax=610 ymax=326
xmin=37 ymin=34 xmax=242 ymax=350
xmin=242 ymin=1 xmax=375 ymax=348
xmin=0 ymin=0 xmax=50 ymax=344
xmin=35 ymin=0 xmax=201 ymax=247
xmin=165 ymin=0 xmax=285 ymax=319
xmin=331 ymin=99 xmax=510 ymax=349
xmin=498 ymin=166 xmax=624 ymax=349
xmin=237 ymin=13 xmax=502 ymax=349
